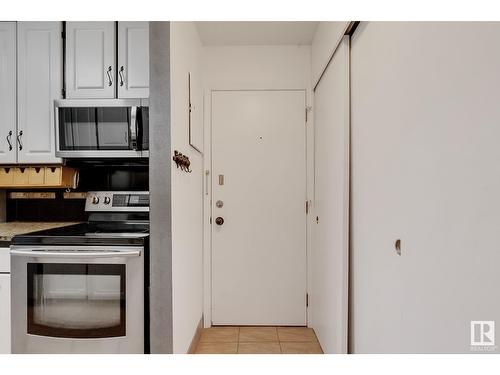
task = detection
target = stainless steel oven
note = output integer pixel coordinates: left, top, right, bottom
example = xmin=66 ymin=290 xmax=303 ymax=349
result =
xmin=10 ymin=191 xmax=149 ymax=354
xmin=55 ymin=99 xmax=149 ymax=158
xmin=10 ymin=246 xmax=144 ymax=354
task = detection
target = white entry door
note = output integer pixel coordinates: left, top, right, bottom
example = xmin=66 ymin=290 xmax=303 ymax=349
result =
xmin=211 ymin=90 xmax=307 ymax=325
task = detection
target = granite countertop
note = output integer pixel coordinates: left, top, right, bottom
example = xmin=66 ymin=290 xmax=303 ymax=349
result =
xmin=0 ymin=222 xmax=80 ymax=245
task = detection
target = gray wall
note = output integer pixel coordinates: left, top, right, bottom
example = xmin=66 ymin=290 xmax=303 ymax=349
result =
xmin=149 ymin=21 xmax=173 ymax=354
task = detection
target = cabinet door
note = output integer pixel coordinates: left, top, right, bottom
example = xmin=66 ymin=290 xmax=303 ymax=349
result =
xmin=0 ymin=274 xmax=10 ymax=354
xmin=17 ymin=22 xmax=62 ymax=164
xmin=66 ymin=22 xmax=116 ymax=98
xmin=0 ymin=23 xmax=17 ymax=164
xmin=117 ymin=22 xmax=149 ymax=98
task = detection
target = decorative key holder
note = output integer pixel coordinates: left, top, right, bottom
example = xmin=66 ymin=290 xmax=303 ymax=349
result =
xmin=173 ymin=150 xmax=192 ymax=173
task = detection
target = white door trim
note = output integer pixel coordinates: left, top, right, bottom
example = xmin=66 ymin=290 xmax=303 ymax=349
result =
xmin=202 ymin=88 xmax=312 ymax=328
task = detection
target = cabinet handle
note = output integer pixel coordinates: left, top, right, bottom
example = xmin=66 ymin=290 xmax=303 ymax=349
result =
xmin=6 ymin=130 xmax=12 ymax=151
xmin=17 ymin=130 xmax=23 ymax=151
xmin=106 ymin=66 xmax=113 ymax=86
xmin=119 ymin=66 xmax=124 ymax=86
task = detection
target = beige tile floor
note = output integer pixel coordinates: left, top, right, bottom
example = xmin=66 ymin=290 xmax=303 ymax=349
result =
xmin=194 ymin=326 xmax=323 ymax=354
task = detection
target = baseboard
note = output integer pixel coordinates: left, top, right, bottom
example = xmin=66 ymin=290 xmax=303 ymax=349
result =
xmin=187 ymin=316 xmax=204 ymax=354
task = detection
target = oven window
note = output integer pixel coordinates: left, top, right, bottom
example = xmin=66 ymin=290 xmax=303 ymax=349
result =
xmin=27 ymin=263 xmax=125 ymax=339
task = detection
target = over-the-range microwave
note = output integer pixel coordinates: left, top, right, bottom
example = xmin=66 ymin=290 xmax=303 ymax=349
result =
xmin=55 ymin=99 xmax=149 ymax=158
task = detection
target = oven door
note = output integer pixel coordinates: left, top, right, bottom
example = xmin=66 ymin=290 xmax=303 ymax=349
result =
xmin=10 ymin=246 xmax=144 ymax=354
xmin=55 ymin=99 xmax=148 ymax=158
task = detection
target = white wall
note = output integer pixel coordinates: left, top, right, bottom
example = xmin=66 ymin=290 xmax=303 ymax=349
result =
xmin=350 ymin=22 xmax=500 ymax=353
xmin=311 ymin=22 xmax=349 ymax=88
xmin=170 ymin=21 xmax=204 ymax=354
xmin=202 ymin=45 xmax=312 ymax=90
xmin=201 ymin=45 xmax=314 ymax=327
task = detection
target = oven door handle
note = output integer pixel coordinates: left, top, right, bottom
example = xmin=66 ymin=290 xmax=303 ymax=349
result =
xmin=10 ymin=248 xmax=142 ymax=258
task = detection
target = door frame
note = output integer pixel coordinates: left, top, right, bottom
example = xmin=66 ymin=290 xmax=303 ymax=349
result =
xmin=202 ymin=88 xmax=313 ymax=328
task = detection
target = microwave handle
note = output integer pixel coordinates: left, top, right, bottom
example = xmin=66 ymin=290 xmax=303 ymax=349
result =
xmin=130 ymin=106 xmax=138 ymax=148
xmin=10 ymin=249 xmax=141 ymax=258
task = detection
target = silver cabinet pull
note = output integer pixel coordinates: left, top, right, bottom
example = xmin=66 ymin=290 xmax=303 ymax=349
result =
xmin=6 ymin=130 xmax=12 ymax=151
xmin=119 ymin=66 xmax=124 ymax=86
xmin=16 ymin=130 xmax=23 ymax=151
xmin=106 ymin=66 xmax=113 ymax=86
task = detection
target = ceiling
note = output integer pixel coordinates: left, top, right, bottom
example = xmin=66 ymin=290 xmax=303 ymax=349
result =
xmin=195 ymin=21 xmax=319 ymax=46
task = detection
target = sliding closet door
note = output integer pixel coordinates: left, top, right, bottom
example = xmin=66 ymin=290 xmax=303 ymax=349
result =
xmin=349 ymin=22 xmax=408 ymax=353
xmin=311 ymin=36 xmax=350 ymax=354
xmin=351 ymin=22 xmax=500 ymax=353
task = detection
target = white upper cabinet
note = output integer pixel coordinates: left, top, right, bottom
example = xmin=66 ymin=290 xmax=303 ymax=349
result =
xmin=0 ymin=22 xmax=63 ymax=165
xmin=0 ymin=23 xmax=17 ymax=164
xmin=117 ymin=22 xmax=149 ymax=98
xmin=17 ymin=22 xmax=62 ymax=164
xmin=65 ymin=22 xmax=116 ymax=98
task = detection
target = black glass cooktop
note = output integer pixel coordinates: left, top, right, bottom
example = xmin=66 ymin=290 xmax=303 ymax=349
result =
xmin=11 ymin=221 xmax=149 ymax=246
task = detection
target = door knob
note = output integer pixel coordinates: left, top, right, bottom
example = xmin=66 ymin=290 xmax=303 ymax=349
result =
xmin=215 ymin=217 xmax=224 ymax=226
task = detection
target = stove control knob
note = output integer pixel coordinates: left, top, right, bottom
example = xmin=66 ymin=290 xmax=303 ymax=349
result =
xmin=104 ymin=196 xmax=111 ymax=205
xmin=92 ymin=196 xmax=100 ymax=205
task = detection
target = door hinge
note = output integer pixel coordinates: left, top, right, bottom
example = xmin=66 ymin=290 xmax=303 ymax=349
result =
xmin=61 ymin=88 xmax=66 ymax=98
xmin=61 ymin=31 xmax=65 ymax=39
xmin=305 ymin=200 xmax=310 ymax=214
xmin=306 ymin=293 xmax=309 ymax=307
xmin=305 ymin=106 xmax=312 ymax=123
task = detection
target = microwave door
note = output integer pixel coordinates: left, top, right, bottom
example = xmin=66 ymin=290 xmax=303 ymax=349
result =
xmin=96 ymin=107 xmax=132 ymax=150
xmin=58 ymin=108 xmax=98 ymax=150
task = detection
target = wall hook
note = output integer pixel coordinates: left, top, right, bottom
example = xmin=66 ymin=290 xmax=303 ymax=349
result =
xmin=173 ymin=150 xmax=192 ymax=173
